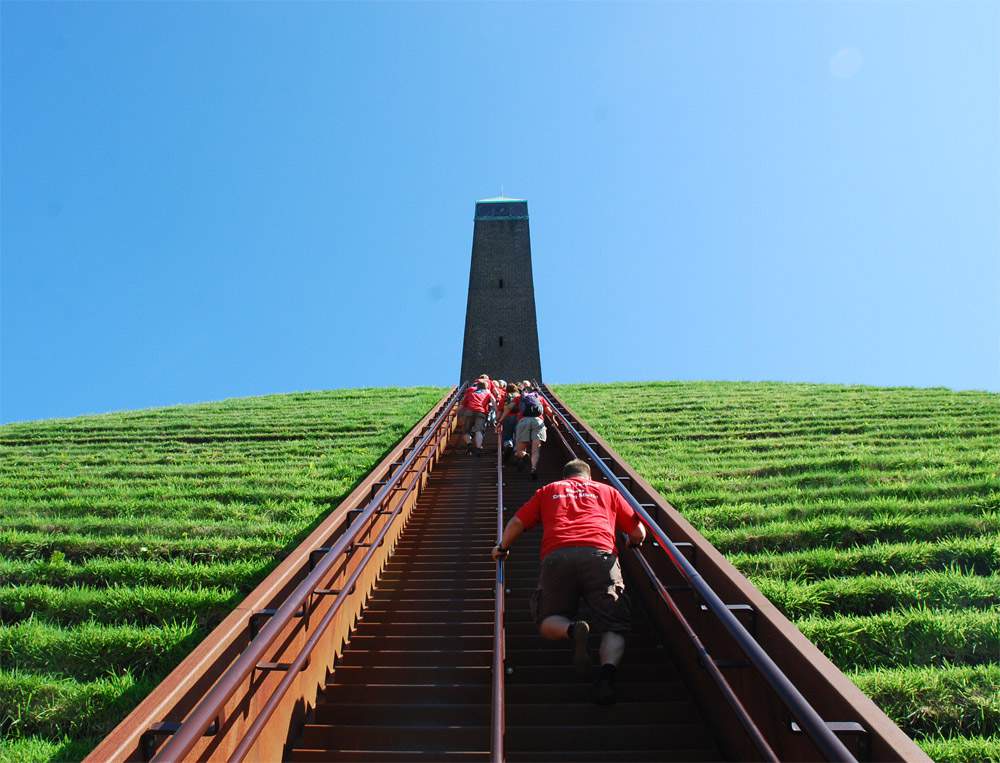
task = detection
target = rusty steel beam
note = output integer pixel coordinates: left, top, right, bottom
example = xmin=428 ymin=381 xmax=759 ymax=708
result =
xmin=85 ymin=388 xmax=457 ymax=763
xmin=491 ymin=430 xmax=506 ymax=763
xmin=542 ymin=386 xmax=931 ymax=763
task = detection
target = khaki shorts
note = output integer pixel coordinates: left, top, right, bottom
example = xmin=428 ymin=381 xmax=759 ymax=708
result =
xmin=515 ymin=415 xmax=546 ymax=443
xmin=529 ymin=546 xmax=631 ymax=633
xmin=459 ymin=409 xmax=487 ymax=436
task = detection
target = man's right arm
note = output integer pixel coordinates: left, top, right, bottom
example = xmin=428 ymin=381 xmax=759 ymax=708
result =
xmin=492 ymin=491 xmax=542 ymax=560
xmin=492 ymin=516 xmax=525 ymax=560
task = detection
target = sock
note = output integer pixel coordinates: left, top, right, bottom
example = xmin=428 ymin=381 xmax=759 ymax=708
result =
xmin=599 ymin=663 xmax=617 ymax=683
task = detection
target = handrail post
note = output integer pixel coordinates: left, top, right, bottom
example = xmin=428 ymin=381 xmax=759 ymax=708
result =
xmin=534 ymin=383 xmax=857 ymax=763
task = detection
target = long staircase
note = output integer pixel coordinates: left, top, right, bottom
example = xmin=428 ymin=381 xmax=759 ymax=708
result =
xmin=92 ymin=384 xmax=928 ymax=763
xmin=286 ymin=439 xmax=720 ymax=762
xmin=287 ymin=445 xmax=498 ymax=760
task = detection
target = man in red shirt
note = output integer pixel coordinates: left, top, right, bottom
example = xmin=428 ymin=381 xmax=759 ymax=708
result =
xmin=491 ymin=459 xmax=646 ymax=703
xmin=458 ymin=378 xmax=495 ymax=456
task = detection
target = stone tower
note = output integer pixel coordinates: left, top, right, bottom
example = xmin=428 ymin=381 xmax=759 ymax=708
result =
xmin=459 ymin=197 xmax=542 ymax=384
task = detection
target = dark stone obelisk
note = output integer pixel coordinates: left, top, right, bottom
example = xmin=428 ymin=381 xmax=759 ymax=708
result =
xmin=459 ymin=197 xmax=542 ymax=384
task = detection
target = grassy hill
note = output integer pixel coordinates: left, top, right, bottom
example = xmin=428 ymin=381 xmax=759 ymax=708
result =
xmin=554 ymin=381 xmax=1000 ymax=763
xmin=0 ymin=387 xmax=445 ymax=763
xmin=2 ymin=381 xmax=997 ymax=762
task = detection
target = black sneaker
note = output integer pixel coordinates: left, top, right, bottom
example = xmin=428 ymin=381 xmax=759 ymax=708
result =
xmin=596 ymin=677 xmax=616 ymax=705
xmin=572 ymin=620 xmax=591 ymax=674
xmin=595 ymin=663 xmax=617 ymax=704
xmin=466 ymin=445 xmax=473 ymax=455
xmin=530 ymin=470 xmax=538 ymax=480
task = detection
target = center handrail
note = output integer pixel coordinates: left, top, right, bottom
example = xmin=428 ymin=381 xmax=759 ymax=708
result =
xmin=491 ymin=429 xmax=506 ymax=762
xmin=535 ymin=383 xmax=857 ymax=763
xmin=152 ymin=384 xmax=465 ymax=763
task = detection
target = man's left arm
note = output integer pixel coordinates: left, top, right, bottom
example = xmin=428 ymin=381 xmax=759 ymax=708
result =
xmin=614 ymin=493 xmax=646 ymax=547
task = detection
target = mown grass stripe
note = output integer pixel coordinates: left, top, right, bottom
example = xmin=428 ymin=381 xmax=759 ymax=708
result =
xmin=0 ymin=530 xmax=285 ymax=563
xmin=754 ymin=572 xmax=1000 ymax=619
xmin=0 ymin=585 xmax=238 ymax=627
xmin=705 ymin=513 xmax=1000 ymax=554
xmin=0 ymin=515 xmax=294 ymax=541
xmin=797 ymin=608 xmax=1000 ymax=671
xmin=728 ymin=536 xmax=1000 ymax=580
xmin=0 ymin=735 xmax=95 ymax=763
xmin=0 ymin=669 xmax=158 ymax=740
xmin=0 ymin=498 xmax=327 ymax=524
xmin=917 ymin=735 xmax=1000 ymax=763
xmin=0 ymin=620 xmax=199 ymax=681
xmin=0 ymin=557 xmax=271 ymax=590
xmin=850 ymin=664 xmax=1000 ymax=740
xmin=688 ymin=494 xmax=999 ymax=530
xmin=670 ymin=479 xmax=999 ymax=511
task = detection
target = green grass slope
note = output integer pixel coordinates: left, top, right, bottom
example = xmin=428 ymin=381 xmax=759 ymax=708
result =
xmin=0 ymin=387 xmax=444 ymax=763
xmin=554 ymin=381 xmax=1000 ymax=763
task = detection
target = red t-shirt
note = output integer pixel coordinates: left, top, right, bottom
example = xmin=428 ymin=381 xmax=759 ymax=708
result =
xmin=462 ymin=387 xmax=494 ymax=414
xmin=515 ymin=478 xmax=640 ymax=559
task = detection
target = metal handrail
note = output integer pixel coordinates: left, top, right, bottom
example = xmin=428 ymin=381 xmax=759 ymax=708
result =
xmin=552 ymin=396 xmax=779 ymax=763
xmin=491 ymin=430 xmax=506 ymax=762
xmin=535 ymin=384 xmax=857 ymax=763
xmin=540 ymin=408 xmax=776 ymax=760
xmin=538 ymin=410 xmax=780 ymax=756
xmin=630 ymin=544 xmax=780 ymax=761
xmin=151 ymin=385 xmax=465 ymax=763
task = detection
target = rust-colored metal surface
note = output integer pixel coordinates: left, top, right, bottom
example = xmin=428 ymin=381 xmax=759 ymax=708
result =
xmin=85 ymin=387 xmax=460 ymax=763
xmin=285 ymin=433 xmax=502 ymax=760
xmin=540 ymin=385 xmax=932 ymax=763
xmin=491 ymin=433 xmax=506 ymax=763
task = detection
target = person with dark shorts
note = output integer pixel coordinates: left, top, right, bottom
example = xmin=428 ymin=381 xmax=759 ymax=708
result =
xmin=491 ymin=458 xmax=646 ymax=703
xmin=457 ymin=377 xmax=495 ymax=456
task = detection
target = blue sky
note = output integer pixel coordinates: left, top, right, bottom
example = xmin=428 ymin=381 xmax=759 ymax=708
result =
xmin=2 ymin=1 xmax=997 ymax=423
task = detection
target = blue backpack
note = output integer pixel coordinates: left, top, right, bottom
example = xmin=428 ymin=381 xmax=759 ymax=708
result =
xmin=520 ymin=392 xmax=543 ymax=417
